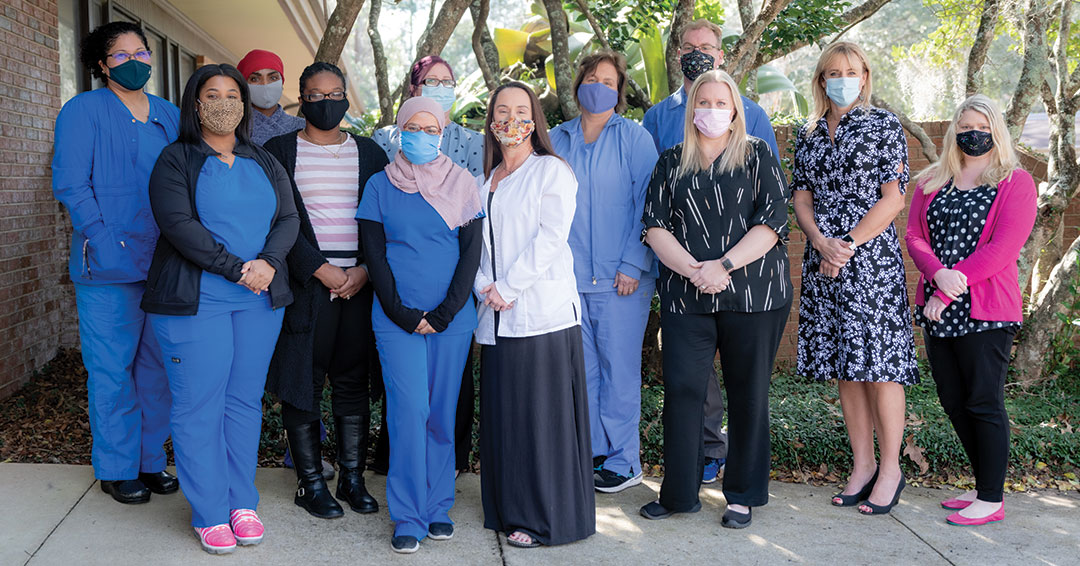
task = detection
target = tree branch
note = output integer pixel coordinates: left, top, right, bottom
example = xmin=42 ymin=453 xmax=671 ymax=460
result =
xmin=1005 ymin=0 xmax=1052 ymax=139
xmin=573 ymin=0 xmax=652 ymax=109
xmin=541 ymin=0 xmax=578 ymax=119
xmin=737 ymin=0 xmax=759 ymax=100
xmin=665 ymin=0 xmax=695 ymax=93
xmin=314 ymin=0 xmax=367 ymax=63
xmin=728 ymin=0 xmax=794 ymax=85
xmin=753 ymin=0 xmax=895 ymax=68
xmin=367 ymin=0 xmax=393 ymax=127
xmin=965 ymin=0 xmax=1002 ymax=97
xmin=471 ymin=0 xmax=499 ymax=91
xmin=871 ymin=94 xmax=938 ymax=162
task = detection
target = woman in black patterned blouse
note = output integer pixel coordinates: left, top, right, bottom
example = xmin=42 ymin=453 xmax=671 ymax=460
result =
xmin=792 ymin=42 xmax=918 ymax=516
xmin=639 ymin=70 xmax=791 ymax=529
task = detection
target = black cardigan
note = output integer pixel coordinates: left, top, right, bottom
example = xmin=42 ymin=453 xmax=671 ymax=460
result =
xmin=263 ymin=130 xmax=388 ymax=411
xmin=141 ymin=139 xmax=299 ymax=315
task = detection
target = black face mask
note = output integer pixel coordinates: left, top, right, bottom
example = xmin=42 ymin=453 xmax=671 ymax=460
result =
xmin=680 ymin=50 xmax=715 ymax=83
xmin=956 ymin=130 xmax=994 ymax=157
xmin=301 ymin=98 xmax=350 ymax=131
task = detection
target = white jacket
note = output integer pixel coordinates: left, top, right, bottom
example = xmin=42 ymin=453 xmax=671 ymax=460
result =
xmin=473 ymin=153 xmax=581 ymax=345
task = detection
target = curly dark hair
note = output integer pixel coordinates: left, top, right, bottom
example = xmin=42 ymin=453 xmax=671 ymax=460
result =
xmin=79 ymin=22 xmax=149 ymax=80
xmin=298 ymin=61 xmax=346 ymax=94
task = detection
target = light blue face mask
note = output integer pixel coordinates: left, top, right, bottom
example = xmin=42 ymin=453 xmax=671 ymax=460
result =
xmin=422 ymin=85 xmax=456 ymax=112
xmin=825 ymin=77 xmax=862 ymax=108
xmin=400 ymin=130 xmax=441 ymax=164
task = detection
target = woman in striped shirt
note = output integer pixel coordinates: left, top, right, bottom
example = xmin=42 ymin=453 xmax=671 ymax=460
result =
xmin=264 ymin=62 xmax=388 ymax=520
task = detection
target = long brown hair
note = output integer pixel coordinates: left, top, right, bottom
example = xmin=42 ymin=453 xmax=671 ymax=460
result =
xmin=482 ymin=82 xmax=560 ymax=179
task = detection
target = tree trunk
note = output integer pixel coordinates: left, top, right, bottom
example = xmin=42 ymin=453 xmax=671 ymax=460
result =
xmin=573 ymin=0 xmax=652 ymax=109
xmin=471 ymin=0 xmax=499 ymax=91
xmin=665 ymin=0 xmax=696 ymax=93
xmin=1013 ymin=234 xmax=1080 ymax=384
xmin=737 ymin=0 xmax=759 ymax=100
xmin=871 ymin=94 xmax=938 ymax=162
xmin=541 ymin=0 xmax=578 ymax=120
xmin=470 ymin=0 xmax=500 ymax=91
xmin=1004 ymin=0 xmax=1051 ymax=139
xmin=726 ymin=0 xmax=795 ymax=85
xmin=314 ymin=0 xmax=367 ymax=64
xmin=394 ymin=0 xmax=473 ymax=107
xmin=367 ymin=0 xmax=394 ymax=127
xmin=964 ymin=0 xmax=1001 ymax=97
xmin=752 ymin=0 xmax=894 ymax=68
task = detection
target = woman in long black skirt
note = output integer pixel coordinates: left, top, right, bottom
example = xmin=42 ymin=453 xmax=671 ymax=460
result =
xmin=474 ymin=82 xmax=594 ymax=548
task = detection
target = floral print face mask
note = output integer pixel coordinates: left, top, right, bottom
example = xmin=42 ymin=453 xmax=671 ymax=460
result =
xmin=490 ymin=116 xmax=535 ymax=148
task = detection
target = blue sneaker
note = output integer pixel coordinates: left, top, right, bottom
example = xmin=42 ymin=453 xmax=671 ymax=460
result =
xmin=702 ymin=458 xmax=723 ymax=484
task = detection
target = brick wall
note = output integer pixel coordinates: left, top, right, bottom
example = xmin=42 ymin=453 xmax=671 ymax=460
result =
xmin=0 ymin=0 xmax=71 ymax=399
xmin=771 ymin=121 xmax=1054 ymax=365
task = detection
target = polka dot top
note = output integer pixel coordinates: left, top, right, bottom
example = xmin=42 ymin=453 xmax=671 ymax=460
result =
xmin=914 ymin=181 xmax=1019 ymax=337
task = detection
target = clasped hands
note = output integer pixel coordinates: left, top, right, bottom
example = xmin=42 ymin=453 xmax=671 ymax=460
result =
xmin=815 ymin=237 xmax=855 ymax=278
xmin=237 ymin=259 xmax=275 ymax=294
xmin=922 ymin=268 xmax=968 ymax=322
xmin=313 ymin=263 xmax=368 ymax=300
xmin=687 ymin=259 xmax=731 ymax=294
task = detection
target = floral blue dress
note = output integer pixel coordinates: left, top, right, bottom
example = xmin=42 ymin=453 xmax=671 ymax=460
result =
xmin=792 ymin=106 xmax=919 ymax=385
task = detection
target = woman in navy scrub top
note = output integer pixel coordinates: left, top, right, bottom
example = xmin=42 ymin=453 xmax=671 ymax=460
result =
xmin=141 ymin=64 xmax=299 ymax=554
xmin=51 ymin=22 xmax=180 ymax=507
xmin=357 ymin=96 xmax=483 ymax=554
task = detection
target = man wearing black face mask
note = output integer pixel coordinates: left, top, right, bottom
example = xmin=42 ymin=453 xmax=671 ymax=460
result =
xmin=641 ymin=18 xmax=780 ymax=486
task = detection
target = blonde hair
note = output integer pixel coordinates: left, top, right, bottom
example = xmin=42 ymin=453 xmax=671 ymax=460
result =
xmin=806 ymin=42 xmax=873 ymax=136
xmin=680 ymin=18 xmax=724 ymax=45
xmin=679 ymin=70 xmax=751 ymax=176
xmin=915 ymin=94 xmax=1019 ymax=194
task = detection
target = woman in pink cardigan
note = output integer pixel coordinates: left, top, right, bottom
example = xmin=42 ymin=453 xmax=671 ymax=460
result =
xmin=905 ymin=94 xmax=1036 ymax=527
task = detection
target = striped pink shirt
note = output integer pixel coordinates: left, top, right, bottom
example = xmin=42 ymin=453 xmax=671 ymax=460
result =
xmin=296 ymin=136 xmax=360 ymax=267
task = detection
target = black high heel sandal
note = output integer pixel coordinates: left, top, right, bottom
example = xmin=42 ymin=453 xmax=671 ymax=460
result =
xmin=832 ymin=468 xmax=879 ymax=507
xmin=858 ymin=473 xmax=905 ymax=515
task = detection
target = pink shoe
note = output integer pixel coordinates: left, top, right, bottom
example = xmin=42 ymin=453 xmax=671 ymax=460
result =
xmin=194 ymin=524 xmax=236 ymax=554
xmin=946 ymin=504 xmax=1004 ymax=526
xmin=941 ymin=497 xmax=973 ymax=510
xmin=230 ymin=509 xmax=265 ymax=545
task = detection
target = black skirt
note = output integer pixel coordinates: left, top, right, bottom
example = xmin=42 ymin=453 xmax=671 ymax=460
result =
xmin=479 ymin=324 xmax=595 ymax=546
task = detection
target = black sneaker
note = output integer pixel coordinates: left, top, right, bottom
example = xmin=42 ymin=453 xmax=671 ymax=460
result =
xmin=428 ymin=522 xmax=454 ymax=540
xmin=592 ymin=456 xmax=606 ymax=473
xmin=594 ymin=468 xmax=644 ymax=493
xmin=391 ymin=535 xmax=420 ymax=554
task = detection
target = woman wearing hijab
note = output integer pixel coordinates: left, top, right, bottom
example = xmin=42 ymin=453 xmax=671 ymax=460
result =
xmin=475 ymin=82 xmax=594 ymax=548
xmin=357 ymin=97 xmax=483 ymax=554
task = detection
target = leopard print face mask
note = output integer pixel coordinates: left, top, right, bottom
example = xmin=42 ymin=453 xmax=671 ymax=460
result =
xmin=197 ymin=98 xmax=244 ymax=135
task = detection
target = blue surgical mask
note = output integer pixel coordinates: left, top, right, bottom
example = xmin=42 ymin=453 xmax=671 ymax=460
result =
xmin=400 ymin=130 xmax=441 ymax=164
xmin=825 ymin=77 xmax=862 ymax=108
xmin=421 ymin=85 xmax=456 ymax=112
xmin=576 ymin=82 xmax=618 ymax=114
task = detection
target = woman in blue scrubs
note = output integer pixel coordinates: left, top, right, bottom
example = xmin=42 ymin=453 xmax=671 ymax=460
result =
xmin=357 ymin=96 xmax=483 ymax=554
xmin=142 ymin=64 xmax=299 ymax=554
xmin=51 ymin=21 xmax=179 ymax=505
xmin=550 ymin=51 xmax=658 ymax=494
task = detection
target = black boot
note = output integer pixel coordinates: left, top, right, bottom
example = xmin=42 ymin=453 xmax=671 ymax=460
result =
xmin=286 ymin=421 xmax=344 ymax=519
xmin=335 ymin=415 xmax=379 ymax=513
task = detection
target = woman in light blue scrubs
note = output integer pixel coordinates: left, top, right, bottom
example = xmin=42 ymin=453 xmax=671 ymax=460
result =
xmin=549 ymin=51 xmax=659 ymax=494
xmin=357 ymin=96 xmax=483 ymax=554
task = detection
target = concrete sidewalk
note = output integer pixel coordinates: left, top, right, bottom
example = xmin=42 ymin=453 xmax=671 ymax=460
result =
xmin=2 ymin=463 xmax=1077 ymax=566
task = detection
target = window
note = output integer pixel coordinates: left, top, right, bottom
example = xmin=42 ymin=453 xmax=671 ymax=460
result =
xmin=143 ymin=28 xmax=166 ymax=99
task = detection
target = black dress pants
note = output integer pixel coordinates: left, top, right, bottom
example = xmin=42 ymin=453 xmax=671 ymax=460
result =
xmin=281 ymin=286 xmax=376 ymax=428
xmin=924 ymin=327 xmax=1017 ymax=503
xmin=658 ymin=304 xmax=789 ymax=510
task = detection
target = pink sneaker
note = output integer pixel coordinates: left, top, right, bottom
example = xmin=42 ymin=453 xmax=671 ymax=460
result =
xmin=946 ymin=504 xmax=1005 ymax=526
xmin=941 ymin=497 xmax=973 ymax=510
xmin=194 ymin=524 xmax=236 ymax=554
xmin=230 ymin=509 xmax=265 ymax=545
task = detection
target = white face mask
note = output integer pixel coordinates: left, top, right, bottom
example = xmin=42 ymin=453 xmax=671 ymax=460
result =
xmin=248 ymin=79 xmax=284 ymax=110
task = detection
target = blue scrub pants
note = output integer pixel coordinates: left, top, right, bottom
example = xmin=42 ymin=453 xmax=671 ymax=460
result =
xmin=375 ymin=326 xmax=471 ymax=540
xmin=149 ymin=301 xmax=283 ymax=528
xmin=74 ymin=282 xmax=171 ymax=480
xmin=579 ymin=278 xmax=655 ymax=477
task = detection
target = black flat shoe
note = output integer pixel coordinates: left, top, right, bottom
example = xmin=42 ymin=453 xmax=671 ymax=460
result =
xmin=859 ymin=473 xmax=906 ymax=515
xmin=138 ymin=470 xmax=179 ymax=495
xmin=428 ymin=522 xmax=454 ymax=540
xmin=391 ymin=535 xmax=420 ymax=554
xmin=100 ymin=479 xmax=151 ymax=504
xmin=721 ymin=507 xmax=752 ymax=529
xmin=639 ymin=500 xmax=702 ymax=520
xmin=832 ymin=467 xmax=879 ymax=507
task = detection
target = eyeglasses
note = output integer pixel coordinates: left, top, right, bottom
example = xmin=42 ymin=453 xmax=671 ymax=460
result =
xmin=108 ymin=50 xmax=152 ymax=64
xmin=301 ymin=91 xmax=347 ymax=102
xmin=680 ymin=43 xmax=720 ymax=54
xmin=402 ymin=124 xmax=441 ymax=136
xmin=421 ymin=78 xmax=456 ymax=88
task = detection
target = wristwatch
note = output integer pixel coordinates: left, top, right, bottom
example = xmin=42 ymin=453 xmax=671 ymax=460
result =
xmin=720 ymin=257 xmax=735 ymax=272
xmin=840 ymin=234 xmax=857 ymax=249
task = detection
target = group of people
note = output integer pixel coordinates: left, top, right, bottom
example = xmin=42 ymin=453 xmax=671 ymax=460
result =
xmin=51 ymin=17 xmax=1035 ymax=556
